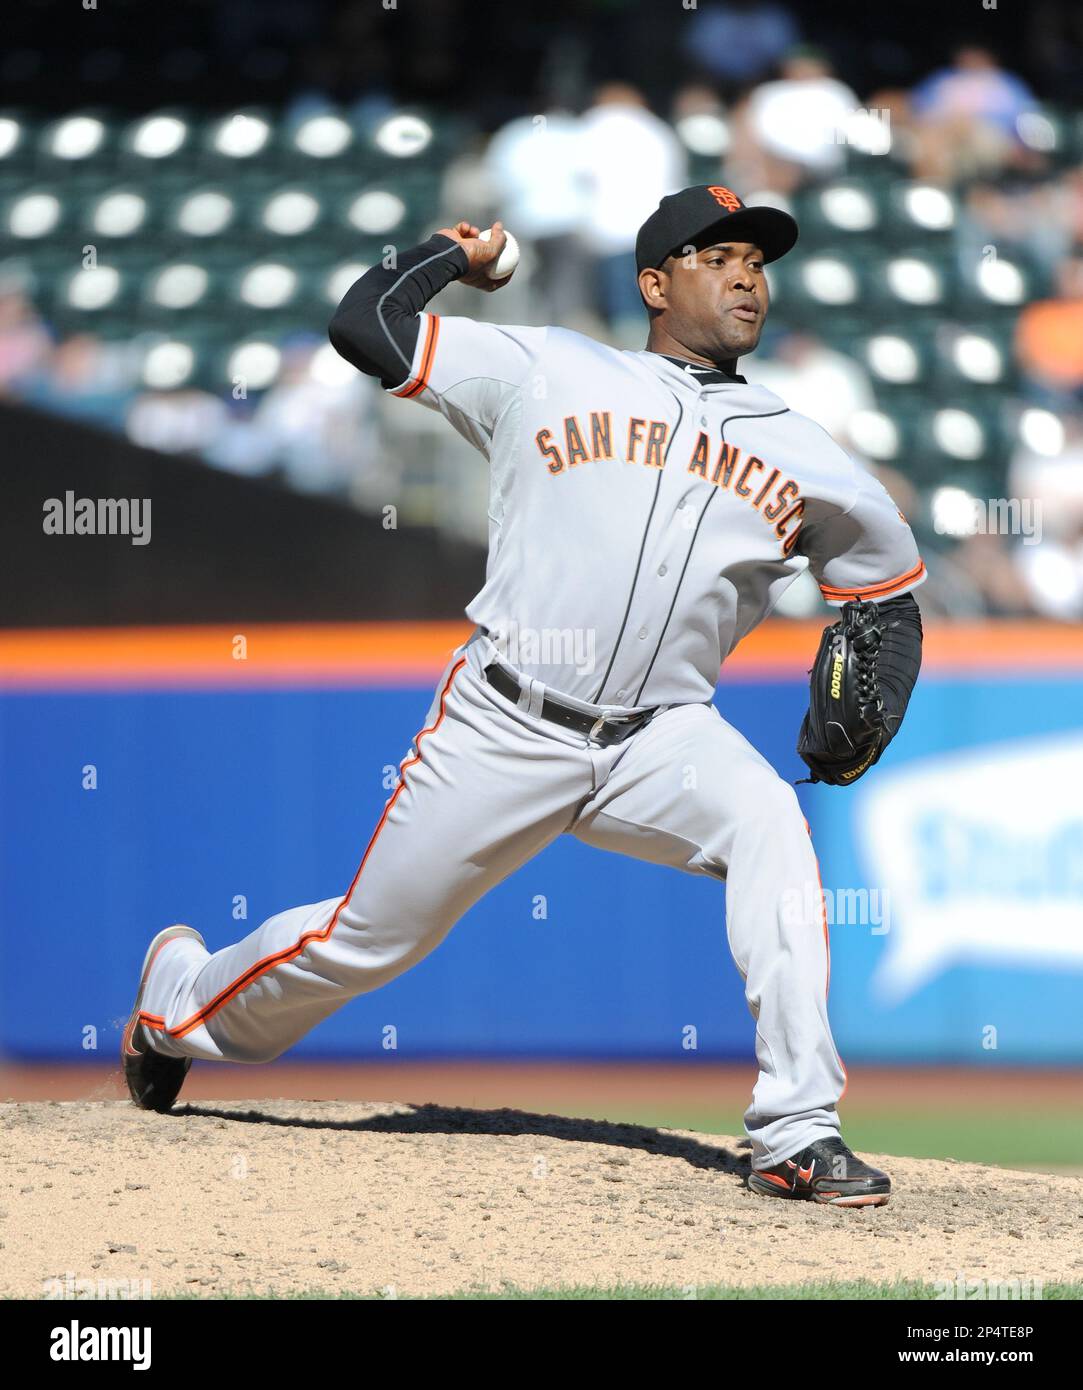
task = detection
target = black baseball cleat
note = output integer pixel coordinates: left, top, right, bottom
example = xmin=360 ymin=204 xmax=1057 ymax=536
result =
xmin=747 ymin=1136 xmax=891 ymax=1207
xmin=122 ymin=924 xmax=205 ymax=1112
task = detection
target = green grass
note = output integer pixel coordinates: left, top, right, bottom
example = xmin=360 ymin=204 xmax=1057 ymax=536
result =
xmin=830 ymin=1109 xmax=1083 ymax=1170
xmin=578 ymin=1105 xmax=1083 ymax=1171
xmin=157 ymin=1280 xmax=1083 ymax=1301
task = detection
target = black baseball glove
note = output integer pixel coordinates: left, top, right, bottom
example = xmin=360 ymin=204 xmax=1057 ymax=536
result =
xmin=797 ymin=599 xmax=888 ymax=786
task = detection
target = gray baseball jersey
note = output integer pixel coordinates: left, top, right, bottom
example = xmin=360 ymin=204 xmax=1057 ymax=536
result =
xmin=391 ymin=313 xmax=925 ymax=706
xmin=135 ymin=307 xmax=925 ymax=1170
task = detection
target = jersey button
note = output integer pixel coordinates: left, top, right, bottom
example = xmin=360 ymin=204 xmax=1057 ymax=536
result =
xmin=657 ymin=564 xmax=667 ymax=577
xmin=637 ymin=627 xmax=648 ymax=639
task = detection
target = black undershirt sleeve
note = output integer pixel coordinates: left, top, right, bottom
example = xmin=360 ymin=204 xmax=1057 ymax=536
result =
xmin=328 ymin=233 xmax=469 ymax=388
xmin=873 ymin=591 xmax=923 ymax=744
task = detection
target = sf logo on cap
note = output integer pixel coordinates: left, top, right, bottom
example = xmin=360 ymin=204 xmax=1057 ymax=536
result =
xmin=708 ymin=186 xmax=742 ymax=212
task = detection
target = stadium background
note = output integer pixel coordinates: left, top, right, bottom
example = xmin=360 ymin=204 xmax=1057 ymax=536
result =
xmin=1 ymin=0 xmax=1081 ymax=1172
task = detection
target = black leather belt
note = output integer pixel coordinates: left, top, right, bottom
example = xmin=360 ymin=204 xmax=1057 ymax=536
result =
xmin=483 ymin=661 xmax=659 ymax=746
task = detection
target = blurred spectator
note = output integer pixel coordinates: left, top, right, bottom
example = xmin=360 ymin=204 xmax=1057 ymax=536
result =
xmin=726 ymin=48 xmax=860 ymax=194
xmin=1015 ymin=249 xmax=1083 ymax=405
xmin=577 ymin=83 xmax=686 ymax=332
xmin=748 ymin=332 xmax=876 ymax=452
xmin=1010 ymin=413 xmax=1083 ymax=617
xmin=127 ymin=388 xmax=228 ymax=456
xmin=1014 ymin=520 xmax=1083 ymax=618
xmin=950 ymin=532 xmax=1038 ymax=616
xmin=21 ymin=335 xmax=134 ymax=431
xmin=680 ymin=0 xmax=800 ymax=92
xmin=0 ymin=288 xmax=50 ymax=393
xmin=669 ymin=83 xmax=733 ymax=176
xmin=241 ymin=337 xmax=378 ymax=496
xmin=909 ymin=46 xmax=1038 ymax=182
xmin=483 ymin=109 xmax=592 ymax=328
xmin=958 ymin=174 xmax=1080 ymax=280
xmin=2 ymin=19 xmax=1081 ymax=609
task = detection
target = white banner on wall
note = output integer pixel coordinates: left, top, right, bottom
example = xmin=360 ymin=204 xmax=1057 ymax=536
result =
xmin=858 ymin=733 xmax=1083 ymax=1003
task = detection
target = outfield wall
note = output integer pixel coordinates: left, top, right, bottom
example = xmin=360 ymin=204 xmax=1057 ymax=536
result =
xmin=2 ymin=622 xmax=1081 ymax=1064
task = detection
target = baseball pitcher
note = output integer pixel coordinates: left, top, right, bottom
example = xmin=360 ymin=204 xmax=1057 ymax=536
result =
xmin=124 ymin=185 xmax=924 ymax=1207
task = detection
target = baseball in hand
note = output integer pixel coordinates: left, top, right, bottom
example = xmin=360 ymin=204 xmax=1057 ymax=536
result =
xmin=478 ymin=227 xmax=520 ymax=280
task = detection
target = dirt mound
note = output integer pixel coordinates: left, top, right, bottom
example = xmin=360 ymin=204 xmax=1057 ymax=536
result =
xmin=3 ymin=1100 xmax=1081 ymax=1298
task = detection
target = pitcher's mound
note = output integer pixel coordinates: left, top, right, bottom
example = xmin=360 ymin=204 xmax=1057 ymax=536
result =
xmin=3 ymin=1100 xmax=1080 ymax=1298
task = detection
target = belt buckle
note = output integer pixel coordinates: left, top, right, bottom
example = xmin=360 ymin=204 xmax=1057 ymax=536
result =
xmin=588 ymin=713 xmax=612 ymax=743
xmin=589 ymin=710 xmax=637 ymax=744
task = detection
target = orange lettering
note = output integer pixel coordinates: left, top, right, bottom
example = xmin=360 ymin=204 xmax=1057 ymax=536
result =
xmin=775 ymin=499 xmax=805 ymax=544
xmin=713 ymin=441 xmax=742 ymax=487
xmin=752 ymin=467 xmax=780 ymax=509
xmin=644 ymin=419 xmax=669 ymax=469
xmin=590 ymin=411 xmax=614 ymax=460
xmin=735 ymin=456 xmax=764 ymax=498
xmin=536 ymin=428 xmax=565 ymax=475
xmin=763 ymin=478 xmax=799 ymax=522
xmin=564 ymin=415 xmax=590 ymax=467
xmin=688 ymin=431 xmax=710 ymax=479
xmin=627 ymin=417 xmax=646 ymax=463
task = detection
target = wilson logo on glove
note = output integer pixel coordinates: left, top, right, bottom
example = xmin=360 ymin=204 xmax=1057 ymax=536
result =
xmin=797 ymin=600 xmax=887 ymax=787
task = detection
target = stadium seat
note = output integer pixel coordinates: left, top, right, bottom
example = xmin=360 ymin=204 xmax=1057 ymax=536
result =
xmin=882 ymin=183 xmax=958 ymax=246
xmin=38 ymin=111 xmax=112 ymax=167
xmin=257 ymin=186 xmax=324 ymax=239
xmin=767 ymin=244 xmax=877 ymax=329
xmin=955 ymin=250 xmax=1032 ymax=312
xmin=84 ymin=187 xmax=153 ymax=241
xmin=280 ymin=109 xmax=355 ymax=170
xmin=933 ymin=326 xmax=1015 ymax=391
xmin=141 ymin=261 xmax=215 ymax=316
xmin=857 ymin=327 xmax=935 ymax=388
xmin=867 ymin=249 xmax=953 ymax=313
xmin=340 ymin=185 xmax=410 ymax=239
xmin=229 ymin=260 xmax=304 ymax=314
xmin=358 ymin=109 xmax=439 ymax=164
xmin=219 ymin=336 xmax=283 ymax=392
xmin=1026 ymin=106 xmax=1075 ymax=168
xmin=850 ymin=401 xmax=915 ymax=466
xmin=118 ymin=110 xmax=197 ymax=169
xmin=55 ymin=261 xmax=131 ymax=320
xmin=795 ymin=182 xmax=881 ymax=246
xmin=3 ymin=186 xmax=67 ymax=242
xmin=911 ymin=400 xmax=1007 ymax=484
xmin=200 ymin=109 xmax=278 ymax=170
xmin=167 ymin=186 xmax=239 ymax=241
xmin=0 ymin=110 xmax=36 ymax=172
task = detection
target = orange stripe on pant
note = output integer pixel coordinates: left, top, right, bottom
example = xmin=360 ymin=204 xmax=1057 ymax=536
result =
xmin=804 ymin=817 xmax=849 ymax=1104
xmin=140 ymin=656 xmax=467 ymax=1043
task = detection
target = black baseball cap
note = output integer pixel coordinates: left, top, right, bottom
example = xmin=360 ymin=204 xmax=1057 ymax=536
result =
xmin=635 ymin=185 xmax=799 ymax=272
